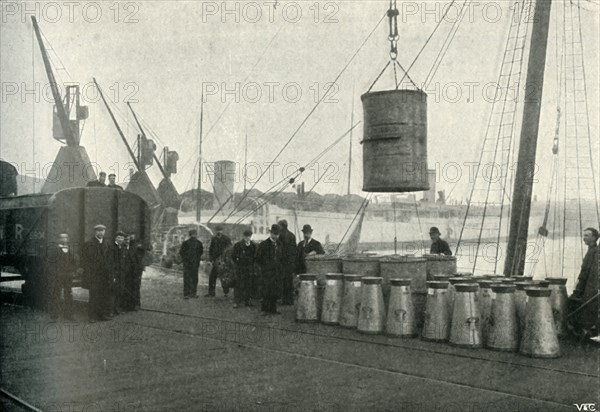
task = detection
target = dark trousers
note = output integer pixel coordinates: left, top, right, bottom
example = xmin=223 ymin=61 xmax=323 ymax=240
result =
xmin=133 ymin=270 xmax=142 ymax=306
xmin=48 ymin=275 xmax=73 ymax=319
xmin=183 ymin=265 xmax=199 ymax=297
xmin=234 ymin=270 xmax=252 ymax=305
xmin=261 ymin=296 xmax=278 ymax=313
xmin=281 ymin=267 xmax=294 ymax=305
xmin=88 ymin=282 xmax=110 ymax=320
xmin=208 ymin=265 xmax=230 ymax=296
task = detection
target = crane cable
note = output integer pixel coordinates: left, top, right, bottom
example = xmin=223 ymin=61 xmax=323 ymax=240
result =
xmin=223 ymin=12 xmax=388 ymax=222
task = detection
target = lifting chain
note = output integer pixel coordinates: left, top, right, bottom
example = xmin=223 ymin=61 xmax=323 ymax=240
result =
xmin=387 ymin=0 xmax=399 ymax=61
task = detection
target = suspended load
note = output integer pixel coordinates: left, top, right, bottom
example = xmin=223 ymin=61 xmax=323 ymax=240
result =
xmin=361 ymin=89 xmax=429 ymax=192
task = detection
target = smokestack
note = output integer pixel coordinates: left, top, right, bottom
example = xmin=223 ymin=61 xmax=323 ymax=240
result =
xmin=214 ymin=160 xmax=236 ymax=211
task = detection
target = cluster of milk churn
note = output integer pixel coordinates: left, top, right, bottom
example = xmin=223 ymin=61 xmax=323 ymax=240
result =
xmin=297 ymin=254 xmax=567 ymax=358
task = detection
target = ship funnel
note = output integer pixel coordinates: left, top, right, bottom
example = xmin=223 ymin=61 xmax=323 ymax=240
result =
xmin=213 ymin=160 xmax=236 ymax=210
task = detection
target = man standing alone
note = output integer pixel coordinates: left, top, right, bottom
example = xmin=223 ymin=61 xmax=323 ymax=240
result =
xmin=179 ymin=229 xmax=204 ymax=299
xmin=256 ymin=224 xmax=284 ymax=315
xmin=296 ymin=224 xmax=325 ymax=274
xmin=429 ymin=227 xmax=452 ymax=256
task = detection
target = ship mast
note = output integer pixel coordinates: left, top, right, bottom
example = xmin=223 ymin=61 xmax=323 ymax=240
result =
xmin=196 ymin=94 xmax=204 ymax=223
xmin=504 ymin=0 xmax=553 ymax=277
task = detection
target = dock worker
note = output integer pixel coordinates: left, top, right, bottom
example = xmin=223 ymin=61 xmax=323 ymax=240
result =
xmin=278 ymin=219 xmax=297 ymax=305
xmin=232 ymin=229 xmax=257 ymax=308
xmin=128 ymin=233 xmax=146 ymax=309
xmin=82 ymin=224 xmax=111 ymax=322
xmin=109 ymin=231 xmax=127 ymax=316
xmin=568 ymin=227 xmax=599 ymax=341
xmin=179 ymin=229 xmax=204 ymax=299
xmin=256 ymin=224 xmax=284 ymax=315
xmin=47 ymin=233 xmax=77 ymax=321
xmin=87 ymin=171 xmax=107 ymax=187
xmin=107 ymin=173 xmax=123 ymax=190
xmin=207 ymin=225 xmax=232 ymax=297
xmin=429 ymin=227 xmax=452 ymax=256
xmin=296 ymin=224 xmax=325 ymax=274
xmin=120 ymin=234 xmax=138 ymax=311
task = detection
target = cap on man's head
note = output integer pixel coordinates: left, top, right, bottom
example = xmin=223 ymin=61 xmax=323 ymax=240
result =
xmin=94 ymin=224 xmax=106 ymax=230
xmin=243 ymin=229 xmax=253 ymax=237
xmin=429 ymin=226 xmax=441 ymax=235
xmin=189 ymin=229 xmax=198 ymax=236
xmin=301 ymin=224 xmax=313 ymax=233
xmin=115 ymin=231 xmax=126 ymax=237
xmin=215 ymin=225 xmax=224 ymax=232
xmin=277 ymin=219 xmax=288 ymax=228
xmin=270 ymin=224 xmax=281 ymax=235
xmin=99 ymin=172 xmax=106 ymax=177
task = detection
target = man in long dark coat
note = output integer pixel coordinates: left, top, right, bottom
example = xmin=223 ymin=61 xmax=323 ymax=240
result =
xmin=256 ymin=224 xmax=284 ymax=315
xmin=179 ymin=229 xmax=204 ymax=299
xmin=568 ymin=227 xmax=599 ymax=341
xmin=128 ymin=233 xmax=146 ymax=309
xmin=207 ymin=225 xmax=232 ymax=297
xmin=277 ymin=220 xmax=297 ymax=305
xmin=82 ymin=224 xmax=111 ymax=322
xmin=232 ymin=229 xmax=257 ymax=308
xmin=47 ymin=233 xmax=77 ymax=320
xmin=108 ymin=231 xmax=127 ymax=315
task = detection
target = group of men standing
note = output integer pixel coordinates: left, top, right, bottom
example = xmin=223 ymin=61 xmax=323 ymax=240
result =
xmin=86 ymin=171 xmax=124 ymax=189
xmin=81 ymin=224 xmax=146 ymax=322
xmin=178 ymin=220 xmax=325 ymax=316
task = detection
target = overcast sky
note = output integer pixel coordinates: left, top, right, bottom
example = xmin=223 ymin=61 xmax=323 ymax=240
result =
xmin=1 ymin=0 xmax=598 ymax=202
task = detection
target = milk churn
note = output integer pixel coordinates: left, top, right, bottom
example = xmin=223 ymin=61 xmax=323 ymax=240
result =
xmin=477 ymin=279 xmax=494 ymax=340
xmin=321 ymin=274 xmax=345 ymax=325
xmin=386 ymin=279 xmax=417 ymax=338
xmin=486 ymin=284 xmax=519 ymax=352
xmin=361 ymin=89 xmax=429 ymax=192
xmin=501 ymin=278 xmax=517 ymax=284
xmin=546 ymin=277 xmax=568 ymax=336
xmin=514 ymin=281 xmax=534 ymax=334
xmin=425 ymin=255 xmax=457 ymax=280
xmin=296 ymin=274 xmax=319 ymax=323
xmin=448 ymin=277 xmax=470 ymax=313
xmin=339 ymin=274 xmax=362 ymax=328
xmin=520 ymin=276 xmax=533 ymax=282
xmin=357 ymin=277 xmax=386 ymax=334
xmin=449 ymin=283 xmax=482 ymax=348
xmin=520 ymin=288 xmax=561 ymax=358
xmin=380 ymin=255 xmax=427 ymax=302
xmin=422 ymin=281 xmax=451 ymax=342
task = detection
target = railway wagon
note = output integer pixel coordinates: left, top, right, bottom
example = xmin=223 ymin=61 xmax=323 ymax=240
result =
xmin=0 ymin=187 xmax=151 ymax=308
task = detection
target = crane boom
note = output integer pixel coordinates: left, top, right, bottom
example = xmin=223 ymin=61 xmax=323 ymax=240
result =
xmin=31 ymin=17 xmax=76 ymax=146
xmin=93 ymin=78 xmax=141 ymax=171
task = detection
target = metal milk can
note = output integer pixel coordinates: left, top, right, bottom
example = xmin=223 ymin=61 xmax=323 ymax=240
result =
xmin=486 ymin=284 xmax=519 ymax=352
xmin=545 ymin=277 xmax=568 ymax=336
xmin=357 ymin=277 xmax=386 ymax=334
xmin=449 ymin=283 xmax=482 ymax=348
xmin=422 ymin=281 xmax=451 ymax=342
xmin=321 ymin=273 xmax=345 ymax=325
xmin=385 ymin=279 xmax=417 ymax=338
xmin=339 ymin=274 xmax=362 ymax=328
xmin=519 ymin=288 xmax=560 ymax=358
xmin=296 ymin=274 xmax=319 ymax=323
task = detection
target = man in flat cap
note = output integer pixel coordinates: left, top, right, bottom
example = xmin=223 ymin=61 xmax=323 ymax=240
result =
xmin=179 ymin=229 xmax=204 ymax=299
xmin=82 ymin=224 xmax=111 ymax=321
xmin=277 ymin=219 xmax=297 ymax=305
xmin=429 ymin=227 xmax=452 ymax=256
xmin=256 ymin=224 xmax=284 ymax=315
xmin=232 ymin=229 xmax=257 ymax=308
xmin=207 ymin=225 xmax=232 ymax=297
xmin=296 ymin=224 xmax=325 ymax=274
